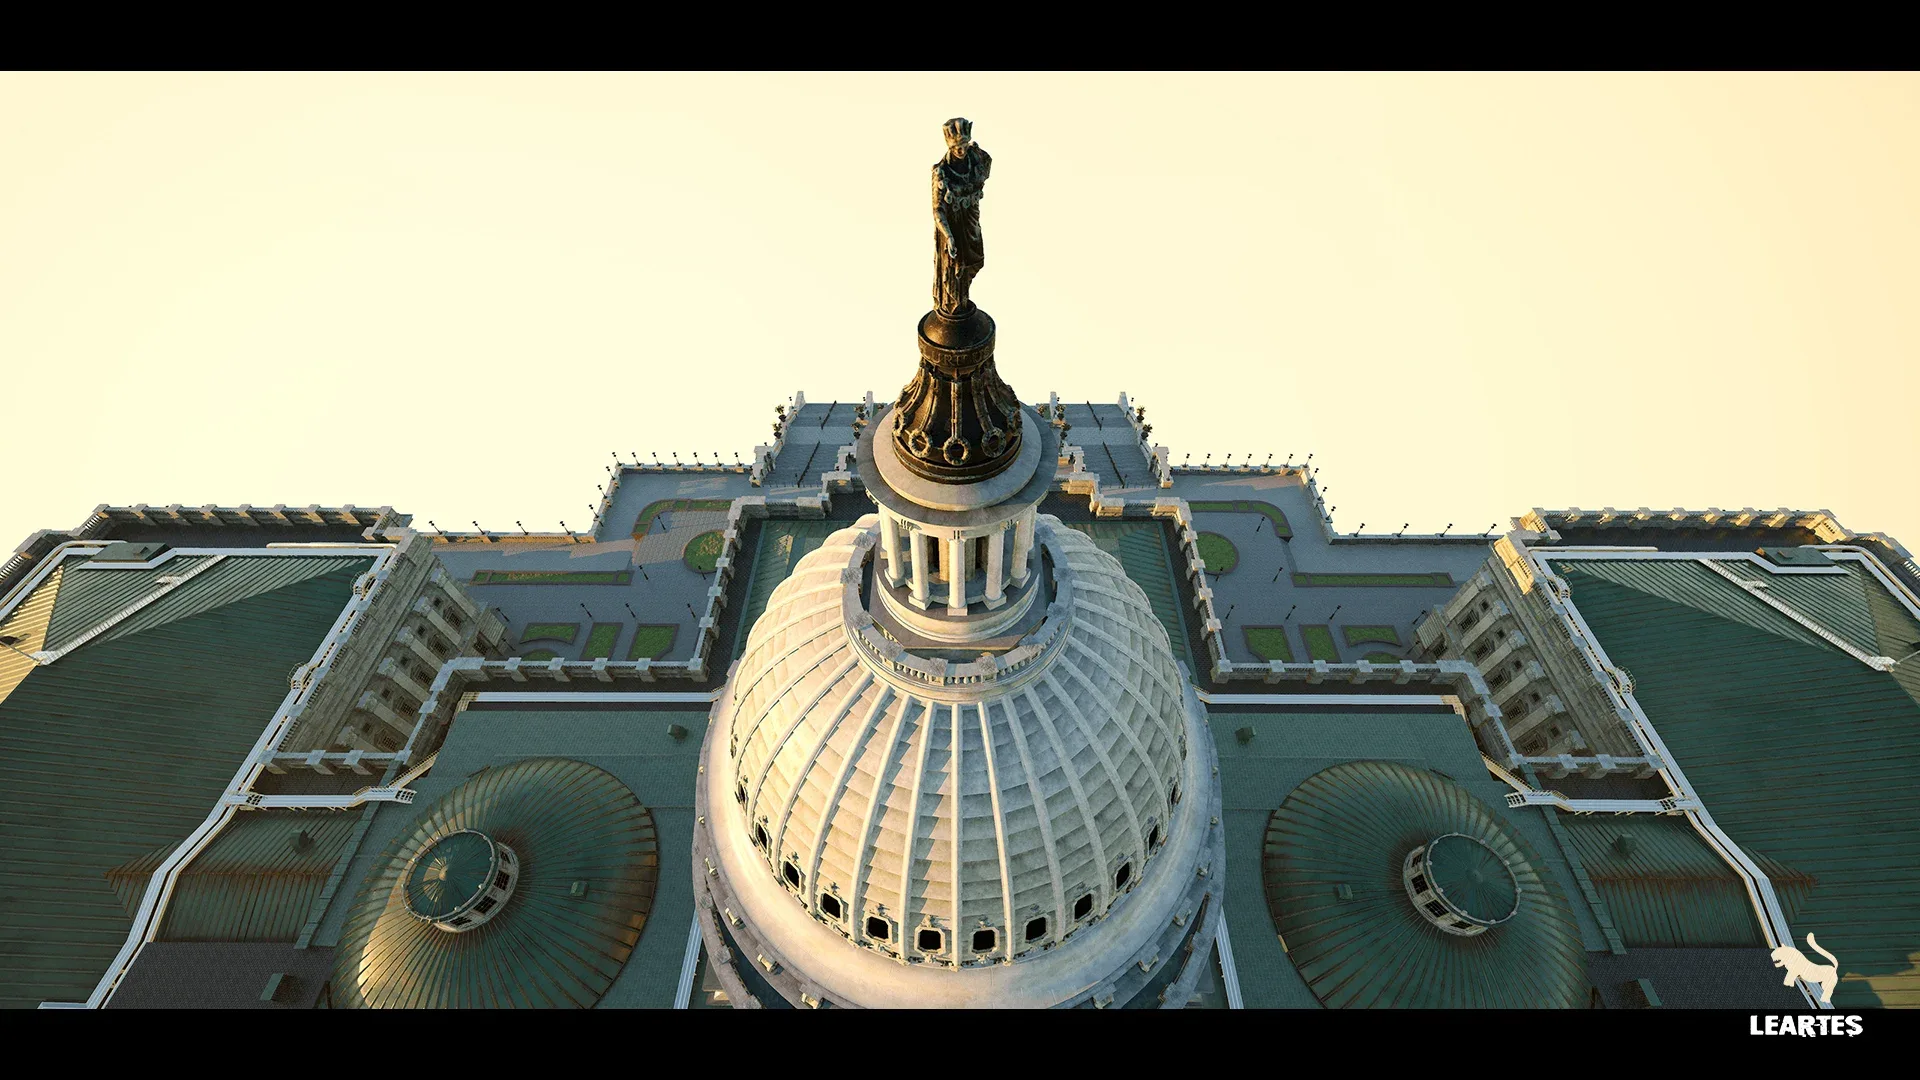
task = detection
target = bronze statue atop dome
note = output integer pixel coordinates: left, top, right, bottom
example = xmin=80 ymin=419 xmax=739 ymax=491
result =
xmin=933 ymin=118 xmax=991 ymax=317
xmin=887 ymin=118 xmax=1026 ymax=486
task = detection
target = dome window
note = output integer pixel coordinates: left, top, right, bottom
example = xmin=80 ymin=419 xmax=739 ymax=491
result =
xmin=1114 ymin=862 xmax=1132 ymax=890
xmin=865 ymin=915 xmax=892 ymax=941
xmin=1073 ymin=892 xmax=1094 ymax=920
xmin=735 ymin=781 xmax=747 ymax=804
xmin=1147 ymin=824 xmax=1160 ymax=849
xmin=971 ymin=928 xmax=996 ymax=952
xmin=753 ymin=823 xmax=769 ymax=850
xmin=917 ymin=927 xmax=943 ymax=952
xmin=820 ymin=893 xmax=843 ymax=919
xmin=782 ymin=860 xmax=803 ymax=889
xmin=1024 ymin=916 xmax=1047 ymax=942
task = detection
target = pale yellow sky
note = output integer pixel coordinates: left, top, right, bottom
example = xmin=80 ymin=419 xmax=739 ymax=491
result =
xmin=2 ymin=72 xmax=1915 ymax=551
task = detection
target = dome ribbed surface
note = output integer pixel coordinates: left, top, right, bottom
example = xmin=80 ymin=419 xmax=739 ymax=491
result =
xmin=724 ymin=518 xmax=1189 ymax=962
xmin=1425 ymin=833 xmax=1519 ymax=924
xmin=333 ymin=758 xmax=659 ymax=1008
xmin=1261 ymin=761 xmax=1588 ymax=1008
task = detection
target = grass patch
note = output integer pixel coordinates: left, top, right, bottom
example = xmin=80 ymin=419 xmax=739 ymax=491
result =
xmin=520 ymin=649 xmax=560 ymax=662
xmin=1342 ymin=625 xmax=1401 ymax=647
xmin=683 ymin=530 xmax=726 ymax=573
xmin=1300 ymin=624 xmax=1340 ymax=662
xmin=631 ymin=498 xmax=734 ymax=538
xmin=1362 ymin=652 xmax=1404 ymax=664
xmin=1244 ymin=626 xmax=1293 ymax=662
xmin=1292 ymin=571 xmax=1454 ymax=588
xmin=628 ymin=624 xmax=677 ymax=660
xmin=1195 ymin=532 xmax=1239 ymax=574
xmin=1187 ymin=500 xmax=1291 ymax=537
xmin=582 ymin=623 xmax=622 ymax=660
xmin=519 ymin=622 xmax=578 ymax=644
xmin=472 ymin=569 xmax=632 ymax=586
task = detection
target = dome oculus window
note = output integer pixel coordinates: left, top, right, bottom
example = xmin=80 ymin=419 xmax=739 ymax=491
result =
xmin=1024 ymin=916 xmax=1048 ymax=942
xmin=971 ymin=928 xmax=996 ymax=952
xmin=917 ymin=927 xmax=943 ymax=952
xmin=1114 ymin=862 xmax=1132 ymax=890
xmin=1073 ymin=892 xmax=1094 ymax=920
xmin=865 ymin=915 xmax=891 ymax=941
xmin=820 ymin=893 xmax=843 ymax=919
xmin=782 ymin=860 xmax=802 ymax=889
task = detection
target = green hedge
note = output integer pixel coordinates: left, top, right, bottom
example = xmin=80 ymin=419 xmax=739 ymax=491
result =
xmin=1195 ymin=532 xmax=1239 ymax=574
xmin=520 ymin=622 xmax=578 ymax=643
xmin=1342 ymin=625 xmax=1401 ymax=646
xmin=628 ymin=624 xmax=677 ymax=660
xmin=473 ymin=569 xmax=632 ymax=586
xmin=1300 ymin=625 xmax=1340 ymax=662
xmin=1186 ymin=500 xmax=1291 ymax=537
xmin=582 ymin=623 xmax=622 ymax=660
xmin=631 ymin=498 xmax=734 ymax=538
xmin=683 ymin=530 xmax=726 ymax=573
xmin=520 ymin=649 xmax=560 ymax=662
xmin=1244 ymin=626 xmax=1293 ymax=662
xmin=1292 ymin=572 xmax=1454 ymax=588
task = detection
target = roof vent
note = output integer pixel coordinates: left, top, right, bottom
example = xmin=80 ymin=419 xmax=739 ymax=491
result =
xmin=1759 ymin=546 xmax=1834 ymax=567
xmin=1610 ymin=835 xmax=1636 ymax=858
xmin=290 ymin=829 xmax=316 ymax=853
xmin=89 ymin=541 xmax=169 ymax=564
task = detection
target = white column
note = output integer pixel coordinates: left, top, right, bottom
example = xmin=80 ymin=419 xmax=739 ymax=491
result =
xmin=1010 ymin=512 xmax=1035 ymax=587
xmin=910 ymin=527 xmax=930 ymax=608
xmin=985 ymin=523 xmax=1007 ymax=608
xmin=882 ymin=512 xmax=904 ymax=587
xmin=947 ymin=534 xmax=969 ymax=615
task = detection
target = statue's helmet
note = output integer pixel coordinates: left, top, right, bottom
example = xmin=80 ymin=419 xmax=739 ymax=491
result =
xmin=942 ymin=117 xmax=973 ymax=145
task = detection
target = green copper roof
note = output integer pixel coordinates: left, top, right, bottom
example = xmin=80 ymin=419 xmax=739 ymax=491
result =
xmin=0 ymin=557 xmax=368 ymax=1009
xmin=1557 ymin=814 xmax=1814 ymax=949
xmin=332 ymin=758 xmax=660 ymax=1009
xmin=1713 ymin=559 xmax=1881 ymax=657
xmin=45 ymin=554 xmax=366 ymax=653
xmin=1057 ymin=520 xmax=1192 ymax=663
xmin=1562 ymin=558 xmax=1831 ymax=653
xmin=1262 ymin=760 xmax=1588 ymax=1009
xmin=1562 ymin=561 xmax=1920 ymax=1007
xmin=106 ymin=809 xmax=361 ymax=942
xmin=735 ymin=521 xmax=843 ymax=652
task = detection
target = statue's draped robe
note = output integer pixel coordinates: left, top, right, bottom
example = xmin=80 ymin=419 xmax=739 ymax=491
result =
xmin=933 ymin=146 xmax=991 ymax=314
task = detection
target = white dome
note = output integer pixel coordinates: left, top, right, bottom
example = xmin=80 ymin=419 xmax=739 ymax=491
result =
xmin=721 ymin=514 xmax=1191 ymax=966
